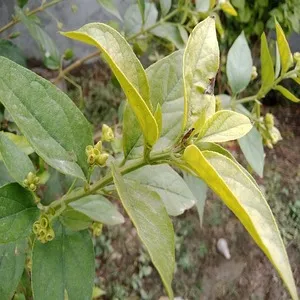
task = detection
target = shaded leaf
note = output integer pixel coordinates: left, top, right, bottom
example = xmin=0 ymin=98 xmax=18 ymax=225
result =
xmin=0 ymin=183 xmax=39 ymax=243
xmin=0 ymin=162 xmax=13 ymax=187
xmin=126 ymin=164 xmax=195 ymax=216
xmin=226 ymin=31 xmax=252 ymax=94
xmin=62 ymin=24 xmax=158 ymax=146
xmin=60 ymin=208 xmax=92 ymax=231
xmin=182 ymin=145 xmax=298 ymax=300
xmin=0 ymin=57 xmax=93 ymax=180
xmin=137 ymin=0 xmax=145 ymax=22
xmin=274 ymin=85 xmax=300 ymax=103
xmin=195 ymin=0 xmax=210 ymax=12
xmin=0 ymin=240 xmax=26 ymax=300
xmin=69 ymin=195 xmax=124 ymax=225
xmin=0 ymin=40 xmax=26 ymax=66
xmin=160 ymin=0 xmax=172 ymax=16
xmin=112 ymin=164 xmax=175 ymax=298
xmin=32 ymin=226 xmax=94 ymax=300
xmin=96 ymin=0 xmax=122 ymax=21
xmin=238 ymin=126 xmax=264 ymax=177
xmin=198 ymin=110 xmax=252 ymax=142
xmin=0 ymin=132 xmax=34 ymax=184
xmin=183 ymin=17 xmax=219 ymax=129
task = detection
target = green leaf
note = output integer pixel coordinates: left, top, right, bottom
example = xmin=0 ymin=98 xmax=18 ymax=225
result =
xmin=62 ymin=23 xmax=159 ymax=146
xmin=0 ymin=40 xmax=26 ymax=67
xmin=17 ymin=0 xmax=28 ymax=8
xmin=196 ymin=142 xmax=236 ymax=161
xmin=112 ymin=164 xmax=175 ymax=298
xmin=69 ymin=195 xmax=125 ymax=225
xmin=275 ymin=20 xmax=293 ymax=75
xmin=60 ymin=208 xmax=92 ymax=231
xmin=124 ymin=3 xmax=158 ymax=36
xmin=16 ymin=8 xmax=60 ymax=70
xmin=0 ymin=57 xmax=93 ymax=180
xmin=32 ymin=226 xmax=94 ymax=300
xmin=259 ymin=33 xmax=275 ymax=94
xmin=183 ymin=17 xmax=219 ymax=129
xmin=0 ymin=132 xmax=34 ymax=161
xmin=96 ymin=0 xmax=122 ymax=21
xmin=0 ymin=162 xmax=13 ymax=187
xmin=123 ymin=50 xmax=184 ymax=159
xmin=183 ymin=173 xmax=207 ymax=227
xmin=182 ymin=145 xmax=298 ymax=300
xmin=0 ymin=183 xmax=39 ymax=243
xmin=0 ymin=240 xmax=26 ymax=300
xmin=160 ymin=0 xmax=172 ymax=16
xmin=274 ymin=85 xmax=300 ymax=103
xmin=238 ymin=127 xmax=265 ymax=178
xmin=197 ymin=110 xmax=252 ymax=143
xmin=226 ymin=31 xmax=252 ymax=94
xmin=0 ymin=132 xmax=34 ymax=184
xmin=125 ymin=164 xmax=195 ymax=216
xmin=151 ymin=23 xmax=186 ymax=49
xmin=195 ymin=0 xmax=210 ymax=12
xmin=275 ymin=42 xmax=281 ymax=78
xmin=137 ymin=0 xmax=145 ymax=22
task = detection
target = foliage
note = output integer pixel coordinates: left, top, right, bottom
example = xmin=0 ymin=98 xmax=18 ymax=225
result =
xmin=0 ymin=15 xmax=299 ymax=299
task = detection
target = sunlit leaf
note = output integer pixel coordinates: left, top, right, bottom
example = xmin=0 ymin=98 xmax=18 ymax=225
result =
xmin=274 ymin=85 xmax=300 ymax=103
xmin=62 ymin=24 xmax=159 ymax=146
xmin=238 ymin=126 xmax=265 ymax=177
xmin=182 ymin=145 xmax=298 ymax=300
xmin=0 ymin=57 xmax=93 ymax=180
xmin=126 ymin=164 xmax=195 ymax=216
xmin=226 ymin=31 xmax=252 ymax=94
xmin=220 ymin=1 xmax=238 ymax=16
xmin=32 ymin=225 xmax=94 ymax=300
xmin=112 ymin=164 xmax=175 ymax=298
xmin=275 ymin=42 xmax=281 ymax=78
xmin=197 ymin=110 xmax=252 ymax=142
xmin=183 ymin=17 xmax=219 ymax=129
xmin=275 ymin=20 xmax=293 ymax=75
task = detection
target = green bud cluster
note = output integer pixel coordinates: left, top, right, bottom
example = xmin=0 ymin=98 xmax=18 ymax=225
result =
xmin=33 ymin=215 xmax=55 ymax=244
xmin=91 ymin=222 xmax=103 ymax=237
xmin=23 ymin=172 xmax=39 ymax=192
xmin=86 ymin=141 xmax=109 ymax=167
xmin=259 ymin=113 xmax=282 ymax=149
xmin=102 ymin=124 xmax=114 ymax=142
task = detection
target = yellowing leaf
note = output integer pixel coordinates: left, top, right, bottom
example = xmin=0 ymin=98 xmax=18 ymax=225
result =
xmin=274 ymin=85 xmax=300 ymax=103
xmin=154 ymin=103 xmax=162 ymax=137
xmin=275 ymin=20 xmax=293 ymax=75
xmin=259 ymin=32 xmax=275 ymax=95
xmin=182 ymin=145 xmax=298 ymax=300
xmin=220 ymin=2 xmax=238 ymax=16
xmin=183 ymin=17 xmax=219 ymax=129
xmin=197 ymin=110 xmax=252 ymax=142
xmin=62 ymin=23 xmax=158 ymax=146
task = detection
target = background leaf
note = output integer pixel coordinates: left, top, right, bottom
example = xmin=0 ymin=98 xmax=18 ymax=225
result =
xmin=0 ymin=132 xmax=34 ymax=184
xmin=112 ymin=165 xmax=175 ymax=299
xmin=32 ymin=226 xmax=94 ymax=300
xmin=0 ymin=240 xmax=26 ymax=300
xmin=0 ymin=57 xmax=93 ymax=180
xmin=0 ymin=183 xmax=39 ymax=243
xmin=226 ymin=31 xmax=252 ymax=94
xmin=183 ymin=17 xmax=219 ymax=128
xmin=160 ymin=0 xmax=172 ymax=16
xmin=69 ymin=195 xmax=124 ymax=225
xmin=195 ymin=0 xmax=210 ymax=12
xmin=137 ymin=0 xmax=145 ymax=22
xmin=63 ymin=23 xmax=159 ymax=146
xmin=0 ymin=40 xmax=26 ymax=67
xmin=238 ymin=126 xmax=265 ymax=178
xmin=183 ymin=173 xmax=208 ymax=227
xmin=96 ymin=0 xmax=122 ymax=21
xmin=198 ymin=110 xmax=252 ymax=143
xmin=183 ymin=145 xmax=298 ymax=300
xmin=125 ymin=164 xmax=195 ymax=216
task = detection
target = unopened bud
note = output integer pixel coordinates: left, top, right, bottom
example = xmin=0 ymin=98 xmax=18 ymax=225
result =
xmin=102 ymin=124 xmax=114 ymax=142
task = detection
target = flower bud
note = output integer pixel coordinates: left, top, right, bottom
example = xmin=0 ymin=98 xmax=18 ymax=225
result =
xmin=264 ymin=113 xmax=274 ymax=130
xmin=251 ymin=66 xmax=258 ymax=80
xmin=102 ymin=124 xmax=114 ymax=142
xmin=94 ymin=141 xmax=102 ymax=151
xmin=29 ymin=183 xmax=36 ymax=192
xmin=97 ymin=153 xmax=109 ymax=166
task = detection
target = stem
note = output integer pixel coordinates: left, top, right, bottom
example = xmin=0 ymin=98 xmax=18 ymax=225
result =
xmin=52 ymin=7 xmax=182 ymax=83
xmin=49 ymin=151 xmax=171 ymax=211
xmin=0 ymin=0 xmax=62 ymax=34
xmin=236 ymin=69 xmax=299 ymax=105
